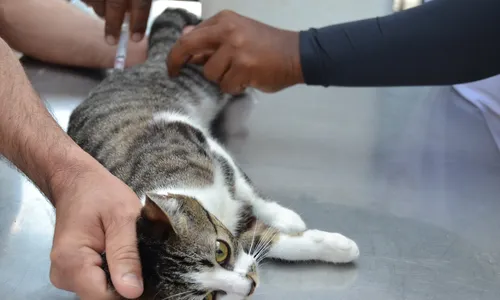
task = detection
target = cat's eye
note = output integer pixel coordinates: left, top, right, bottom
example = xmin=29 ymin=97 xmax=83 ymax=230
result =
xmin=215 ymin=240 xmax=230 ymax=265
xmin=204 ymin=291 xmax=216 ymax=300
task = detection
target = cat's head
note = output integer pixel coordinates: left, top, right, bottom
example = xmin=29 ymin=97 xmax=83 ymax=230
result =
xmin=102 ymin=193 xmax=258 ymax=300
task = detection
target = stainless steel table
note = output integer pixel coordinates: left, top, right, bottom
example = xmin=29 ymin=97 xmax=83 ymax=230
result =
xmin=1 ymin=1 xmax=500 ymax=299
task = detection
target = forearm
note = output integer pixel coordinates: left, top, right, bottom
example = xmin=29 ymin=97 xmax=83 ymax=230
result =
xmin=300 ymin=0 xmax=500 ymax=87
xmin=0 ymin=0 xmax=145 ymax=68
xmin=0 ymin=38 xmax=97 ymax=202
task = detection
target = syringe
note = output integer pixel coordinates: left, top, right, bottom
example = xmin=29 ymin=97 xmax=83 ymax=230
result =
xmin=114 ymin=13 xmax=130 ymax=70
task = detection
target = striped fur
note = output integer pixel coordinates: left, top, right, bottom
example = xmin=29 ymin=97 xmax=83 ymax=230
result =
xmin=68 ymin=8 xmax=360 ymax=300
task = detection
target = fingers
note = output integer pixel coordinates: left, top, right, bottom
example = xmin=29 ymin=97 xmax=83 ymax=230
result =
xmin=75 ymin=266 xmax=116 ymax=300
xmin=104 ymin=210 xmax=143 ymax=299
xmin=220 ymin=63 xmax=249 ymax=95
xmin=190 ymin=13 xmax=220 ymax=30
xmin=50 ymin=246 xmax=113 ymax=300
xmin=181 ymin=25 xmax=211 ymax=64
xmin=129 ymin=0 xmax=152 ymax=42
xmin=203 ymin=44 xmax=233 ymax=84
xmin=167 ymin=25 xmax=226 ymax=76
xmin=104 ymin=0 xmax=128 ymax=45
xmin=182 ymin=25 xmax=196 ymax=35
xmin=188 ymin=52 xmax=212 ymax=65
xmin=82 ymin=1 xmax=105 ymax=17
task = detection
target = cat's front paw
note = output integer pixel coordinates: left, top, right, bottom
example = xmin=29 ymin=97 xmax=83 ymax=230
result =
xmin=264 ymin=202 xmax=307 ymax=234
xmin=304 ymin=230 xmax=359 ymax=263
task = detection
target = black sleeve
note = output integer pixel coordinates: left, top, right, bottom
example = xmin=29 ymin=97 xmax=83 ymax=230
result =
xmin=299 ymin=0 xmax=500 ymax=87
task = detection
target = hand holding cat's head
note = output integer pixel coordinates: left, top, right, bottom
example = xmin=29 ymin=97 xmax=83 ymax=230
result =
xmin=102 ymin=193 xmax=259 ymax=300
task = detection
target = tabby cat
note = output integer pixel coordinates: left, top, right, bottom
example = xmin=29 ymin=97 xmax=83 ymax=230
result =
xmin=67 ymin=8 xmax=359 ymax=300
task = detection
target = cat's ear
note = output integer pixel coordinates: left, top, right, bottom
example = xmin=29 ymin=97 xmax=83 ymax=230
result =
xmin=142 ymin=193 xmax=178 ymax=238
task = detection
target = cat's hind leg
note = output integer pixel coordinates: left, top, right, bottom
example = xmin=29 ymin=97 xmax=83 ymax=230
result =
xmin=206 ymin=133 xmax=306 ymax=234
xmin=220 ymin=90 xmax=256 ymax=137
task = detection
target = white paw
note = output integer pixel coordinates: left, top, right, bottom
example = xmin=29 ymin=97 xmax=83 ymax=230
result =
xmin=304 ymin=230 xmax=360 ymax=263
xmin=264 ymin=202 xmax=307 ymax=234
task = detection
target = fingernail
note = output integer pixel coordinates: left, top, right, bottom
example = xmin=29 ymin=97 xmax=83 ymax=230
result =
xmin=132 ymin=33 xmax=143 ymax=42
xmin=106 ymin=35 xmax=117 ymax=45
xmin=122 ymin=273 xmax=142 ymax=288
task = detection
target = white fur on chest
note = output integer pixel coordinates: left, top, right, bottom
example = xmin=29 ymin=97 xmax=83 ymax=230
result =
xmin=151 ymin=111 xmax=244 ymax=234
xmin=154 ymin=166 xmax=243 ymax=234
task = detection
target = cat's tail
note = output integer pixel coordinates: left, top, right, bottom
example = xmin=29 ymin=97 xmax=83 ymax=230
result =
xmin=148 ymin=7 xmax=201 ymax=61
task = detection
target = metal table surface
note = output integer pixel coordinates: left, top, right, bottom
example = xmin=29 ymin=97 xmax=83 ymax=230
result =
xmin=1 ymin=1 xmax=500 ymax=300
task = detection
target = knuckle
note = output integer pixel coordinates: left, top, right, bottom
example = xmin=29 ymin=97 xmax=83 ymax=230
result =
xmin=221 ymin=22 xmax=237 ymax=36
xmin=49 ymin=248 xmax=72 ymax=290
xmin=235 ymin=54 xmax=256 ymax=68
xmin=104 ymin=208 xmax=139 ymax=237
xmin=108 ymin=244 xmax=140 ymax=262
xmin=218 ymin=10 xmax=234 ymax=19
xmin=226 ymin=22 xmax=237 ymax=32
xmin=230 ymin=34 xmax=245 ymax=47
xmin=49 ymin=246 xmax=65 ymax=264
xmin=108 ymin=211 xmax=137 ymax=229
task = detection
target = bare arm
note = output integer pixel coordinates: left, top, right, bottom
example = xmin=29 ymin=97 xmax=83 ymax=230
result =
xmin=0 ymin=36 xmax=84 ymax=195
xmin=0 ymin=38 xmax=144 ymax=299
xmin=0 ymin=0 xmax=147 ymax=68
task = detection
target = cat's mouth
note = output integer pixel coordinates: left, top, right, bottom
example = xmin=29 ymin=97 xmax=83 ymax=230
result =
xmin=197 ymin=269 xmax=258 ymax=299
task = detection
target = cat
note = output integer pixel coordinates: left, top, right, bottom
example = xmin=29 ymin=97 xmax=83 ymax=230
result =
xmin=67 ymin=7 xmax=360 ymax=300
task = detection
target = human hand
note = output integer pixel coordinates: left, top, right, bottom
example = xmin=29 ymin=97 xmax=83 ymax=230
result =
xmin=167 ymin=10 xmax=304 ymax=94
xmin=82 ymin=0 xmax=152 ymax=45
xmin=125 ymin=37 xmax=148 ymax=67
xmin=49 ymin=151 xmax=143 ymax=300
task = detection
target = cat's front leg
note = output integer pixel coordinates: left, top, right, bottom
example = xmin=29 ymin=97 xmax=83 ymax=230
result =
xmin=250 ymin=200 xmax=306 ymax=234
xmin=240 ymin=222 xmax=359 ymax=264
xmin=267 ymin=230 xmax=360 ymax=264
xmin=233 ymin=170 xmax=306 ymax=234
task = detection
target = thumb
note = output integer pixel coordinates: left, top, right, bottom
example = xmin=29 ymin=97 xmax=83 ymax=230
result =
xmin=105 ymin=213 xmax=144 ymax=299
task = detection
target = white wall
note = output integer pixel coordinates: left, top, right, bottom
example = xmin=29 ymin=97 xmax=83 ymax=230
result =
xmin=200 ymin=0 xmax=392 ymax=29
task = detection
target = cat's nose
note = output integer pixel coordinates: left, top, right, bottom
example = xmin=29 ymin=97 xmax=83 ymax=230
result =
xmin=246 ymin=275 xmax=257 ymax=296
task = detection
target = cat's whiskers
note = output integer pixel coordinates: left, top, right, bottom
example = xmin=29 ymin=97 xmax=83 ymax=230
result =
xmin=253 ymin=228 xmax=276 ymax=258
xmin=254 ymin=229 xmax=278 ymax=263
xmin=251 ymin=227 xmax=272 ymax=257
xmin=180 ymin=293 xmax=198 ymax=300
xmin=248 ymin=223 xmax=259 ymax=256
xmin=256 ymin=242 xmax=274 ymax=264
xmin=152 ymin=287 xmax=164 ymax=300
xmin=162 ymin=289 xmax=196 ymax=300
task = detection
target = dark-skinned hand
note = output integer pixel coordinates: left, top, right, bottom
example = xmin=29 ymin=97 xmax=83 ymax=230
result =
xmin=167 ymin=10 xmax=304 ymax=95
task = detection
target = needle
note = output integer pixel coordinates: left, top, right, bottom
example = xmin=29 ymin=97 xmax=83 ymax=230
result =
xmin=114 ymin=13 xmax=130 ymax=70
